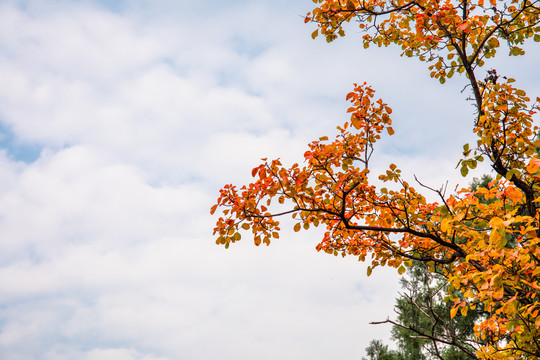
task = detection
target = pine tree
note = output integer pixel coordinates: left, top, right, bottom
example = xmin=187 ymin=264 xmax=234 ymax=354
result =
xmin=362 ymin=339 xmax=402 ymax=360
xmin=364 ymin=178 xmax=495 ymax=360
xmin=364 ymin=261 xmax=481 ymax=359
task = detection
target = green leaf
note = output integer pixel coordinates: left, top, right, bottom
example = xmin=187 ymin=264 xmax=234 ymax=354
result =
xmin=510 ymin=46 xmax=525 ymax=56
xmin=505 ymin=169 xmax=519 ymax=181
xmin=463 ymin=143 xmax=471 ymax=156
xmin=461 ymin=166 xmax=469 ymax=177
xmin=492 ymin=274 xmax=503 ymax=289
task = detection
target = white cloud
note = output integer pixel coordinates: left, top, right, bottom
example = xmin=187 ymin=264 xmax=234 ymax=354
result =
xmin=0 ymin=0 xmax=538 ymax=359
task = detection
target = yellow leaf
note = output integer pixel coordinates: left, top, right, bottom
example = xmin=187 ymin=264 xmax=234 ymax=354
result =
xmin=487 ymin=37 xmax=500 ymax=48
xmin=450 ymin=307 xmax=458 ymax=319
xmin=493 ymin=287 xmax=504 ymax=300
xmin=526 ymin=158 xmax=540 ymax=174
xmin=440 ymin=218 xmax=450 ymax=232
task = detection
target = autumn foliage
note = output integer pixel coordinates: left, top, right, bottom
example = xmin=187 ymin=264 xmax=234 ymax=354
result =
xmin=211 ymin=0 xmax=540 ymax=358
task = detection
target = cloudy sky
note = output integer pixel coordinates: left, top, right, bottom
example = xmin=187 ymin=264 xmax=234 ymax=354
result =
xmin=0 ymin=0 xmax=538 ymax=359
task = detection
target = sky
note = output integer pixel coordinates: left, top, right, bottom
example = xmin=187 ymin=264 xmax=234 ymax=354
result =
xmin=0 ymin=0 xmax=538 ymax=359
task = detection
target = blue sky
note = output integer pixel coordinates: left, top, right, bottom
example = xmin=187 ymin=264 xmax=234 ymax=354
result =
xmin=0 ymin=122 xmax=42 ymax=163
xmin=0 ymin=0 xmax=538 ymax=359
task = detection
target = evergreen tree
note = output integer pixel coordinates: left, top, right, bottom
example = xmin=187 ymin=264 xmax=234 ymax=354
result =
xmin=364 ymin=261 xmax=481 ymax=359
xmin=363 ymin=176 xmax=495 ymax=360
xmin=362 ymin=339 xmax=402 ymax=360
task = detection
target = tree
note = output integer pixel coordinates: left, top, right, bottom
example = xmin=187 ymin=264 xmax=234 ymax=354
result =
xmin=363 ymin=339 xmax=402 ymax=360
xmin=211 ymin=0 xmax=540 ymax=358
xmin=367 ymin=177 xmax=493 ymax=360
xmin=369 ymin=261 xmax=482 ymax=360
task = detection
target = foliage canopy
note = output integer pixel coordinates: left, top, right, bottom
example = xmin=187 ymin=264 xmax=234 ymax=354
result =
xmin=212 ymin=0 xmax=540 ymax=358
